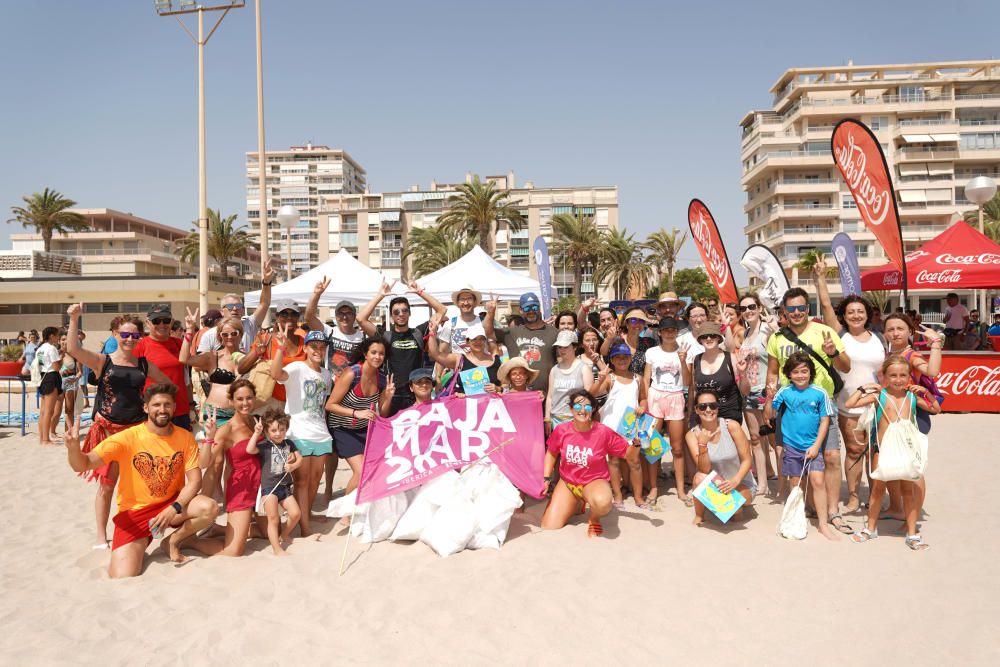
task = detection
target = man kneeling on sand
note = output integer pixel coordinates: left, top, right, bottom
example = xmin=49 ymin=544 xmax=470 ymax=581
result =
xmin=64 ymin=383 xmax=219 ymax=578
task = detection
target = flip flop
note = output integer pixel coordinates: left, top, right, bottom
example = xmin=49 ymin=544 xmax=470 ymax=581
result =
xmin=829 ymin=514 xmax=854 ymax=535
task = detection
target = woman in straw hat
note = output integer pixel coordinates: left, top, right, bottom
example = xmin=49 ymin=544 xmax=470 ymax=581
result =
xmin=600 ymin=306 xmax=656 ymax=377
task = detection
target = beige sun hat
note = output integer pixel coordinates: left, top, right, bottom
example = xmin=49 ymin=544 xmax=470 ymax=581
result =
xmin=497 ymin=356 xmax=541 ymax=386
xmin=451 ymin=284 xmax=483 ymax=306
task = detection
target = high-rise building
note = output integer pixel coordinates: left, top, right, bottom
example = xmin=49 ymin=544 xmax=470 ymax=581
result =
xmin=318 ymin=171 xmax=619 ymax=300
xmin=740 ymin=59 xmax=1000 ymax=314
xmin=246 ymin=143 xmax=366 ymax=276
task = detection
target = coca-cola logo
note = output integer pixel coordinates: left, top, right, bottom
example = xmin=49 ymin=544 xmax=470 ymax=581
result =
xmin=916 ymin=269 xmax=962 ymax=284
xmin=935 ymin=365 xmax=1000 ymax=397
xmin=882 ymin=272 xmax=901 ymax=287
xmin=937 ymin=253 xmax=1000 ymax=265
xmin=690 ymin=209 xmax=731 ymax=289
xmin=834 ymin=131 xmax=892 ymax=227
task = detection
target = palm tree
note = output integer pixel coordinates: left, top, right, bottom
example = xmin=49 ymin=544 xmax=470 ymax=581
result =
xmin=963 ymin=191 xmax=1000 ymax=242
xmin=437 ymin=175 xmax=525 ymax=255
xmin=175 ymin=209 xmax=254 ymax=279
xmin=594 ymin=229 xmax=652 ymax=299
xmin=549 ymin=212 xmax=603 ymax=298
xmin=643 ymin=227 xmax=688 ymax=291
xmin=7 ymin=188 xmax=88 ymax=252
xmin=866 ymin=290 xmax=892 ymax=314
xmin=795 ymin=249 xmax=837 ymax=279
xmin=402 ymin=224 xmax=478 ymax=278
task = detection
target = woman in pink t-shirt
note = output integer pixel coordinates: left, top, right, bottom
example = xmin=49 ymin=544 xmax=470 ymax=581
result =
xmin=541 ymin=389 xmax=641 ymax=537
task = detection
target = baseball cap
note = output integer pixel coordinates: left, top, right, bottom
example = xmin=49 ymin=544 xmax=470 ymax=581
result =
xmin=657 ymin=316 xmax=681 ymax=330
xmin=304 ymin=330 xmax=328 ymax=345
xmin=464 ymin=322 xmax=487 ymax=341
xmin=408 ymin=368 xmax=435 ymax=384
xmin=147 ymin=304 xmax=172 ymax=320
xmin=553 ymin=330 xmax=578 ymax=347
xmin=519 ymin=293 xmax=541 ymax=309
xmin=335 ymin=300 xmax=357 ymax=313
xmin=273 ymin=298 xmax=299 ymax=314
xmin=609 ymin=342 xmax=632 ymax=358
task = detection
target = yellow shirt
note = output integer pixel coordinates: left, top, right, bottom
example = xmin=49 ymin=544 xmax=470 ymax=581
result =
xmin=95 ymin=423 xmax=199 ymax=512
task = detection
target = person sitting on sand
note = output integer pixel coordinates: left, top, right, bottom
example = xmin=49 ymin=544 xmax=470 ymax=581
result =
xmin=247 ymin=408 xmax=302 ymax=556
xmin=685 ymin=389 xmax=756 ymax=526
xmin=62 ymin=383 xmax=219 ymax=578
xmin=407 ymin=368 xmax=437 ymax=406
xmin=541 ymin=389 xmax=641 ymax=537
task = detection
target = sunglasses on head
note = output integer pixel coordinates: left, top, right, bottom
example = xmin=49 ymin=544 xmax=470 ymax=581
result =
xmin=278 ymin=310 xmax=299 ymax=317
xmin=572 ymin=403 xmax=594 ymax=413
xmin=222 ymin=303 xmax=242 ymax=311
xmin=696 ymin=402 xmax=719 ymax=411
xmin=151 ymin=317 xmax=172 ymax=325
xmin=522 ymin=305 xmax=540 ymax=312
xmin=738 ymin=303 xmax=758 ymax=312
xmin=785 ymin=304 xmax=809 ymax=313
xmin=119 ymin=332 xmax=142 ymax=340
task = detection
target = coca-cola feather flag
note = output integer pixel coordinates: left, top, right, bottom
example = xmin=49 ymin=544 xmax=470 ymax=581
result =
xmin=687 ymin=199 xmax=739 ymax=305
xmin=831 ymin=118 xmax=908 ymax=297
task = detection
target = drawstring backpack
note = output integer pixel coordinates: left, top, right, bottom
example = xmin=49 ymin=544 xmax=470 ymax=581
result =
xmin=869 ymin=389 xmax=928 ymax=482
xmin=777 ymin=460 xmax=810 ymax=540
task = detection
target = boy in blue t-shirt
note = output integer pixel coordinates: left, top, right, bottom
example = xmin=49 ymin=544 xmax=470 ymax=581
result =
xmin=767 ymin=351 xmax=837 ymax=541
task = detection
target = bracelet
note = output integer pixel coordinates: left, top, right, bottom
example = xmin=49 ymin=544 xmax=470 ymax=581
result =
xmin=184 ymin=332 xmax=194 ymax=342
xmin=204 ymin=438 xmax=215 ymax=445
xmin=262 ymin=281 xmax=273 ymax=286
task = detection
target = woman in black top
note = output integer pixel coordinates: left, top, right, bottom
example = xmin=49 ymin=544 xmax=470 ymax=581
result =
xmin=688 ymin=322 xmax=748 ymax=426
xmin=65 ymin=302 xmax=172 ymax=549
xmin=427 ymin=320 xmax=502 ymax=394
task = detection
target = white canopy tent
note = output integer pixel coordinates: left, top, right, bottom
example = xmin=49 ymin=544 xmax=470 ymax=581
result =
xmin=243 ymin=248 xmax=399 ymax=307
xmin=413 ymin=245 xmax=541 ymax=303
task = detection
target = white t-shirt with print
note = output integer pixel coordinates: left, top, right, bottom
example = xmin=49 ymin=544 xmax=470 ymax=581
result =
xmin=322 ymin=323 xmax=365 ymax=377
xmin=280 ymin=361 xmax=332 ymax=443
xmin=437 ymin=314 xmax=480 ymax=350
xmin=36 ymin=342 xmax=61 ymax=373
xmin=644 ymin=345 xmax=686 ymax=393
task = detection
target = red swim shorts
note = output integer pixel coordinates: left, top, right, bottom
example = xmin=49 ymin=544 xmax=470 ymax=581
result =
xmin=111 ymin=495 xmax=177 ymax=551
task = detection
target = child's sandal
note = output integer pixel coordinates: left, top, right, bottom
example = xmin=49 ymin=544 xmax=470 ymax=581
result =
xmin=850 ymin=528 xmax=878 ymax=544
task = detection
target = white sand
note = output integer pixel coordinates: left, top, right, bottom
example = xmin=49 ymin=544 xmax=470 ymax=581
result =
xmin=2 ymin=414 xmax=999 ymax=666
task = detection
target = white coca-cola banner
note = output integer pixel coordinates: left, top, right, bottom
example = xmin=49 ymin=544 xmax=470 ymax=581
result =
xmin=935 ymin=353 xmax=1000 ymax=413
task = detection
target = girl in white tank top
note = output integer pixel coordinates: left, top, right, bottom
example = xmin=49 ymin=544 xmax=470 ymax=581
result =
xmin=592 ymin=348 xmax=647 ymax=509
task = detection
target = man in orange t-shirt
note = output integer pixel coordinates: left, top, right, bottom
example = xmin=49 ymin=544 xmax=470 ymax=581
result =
xmin=64 ymin=383 xmax=219 ymax=578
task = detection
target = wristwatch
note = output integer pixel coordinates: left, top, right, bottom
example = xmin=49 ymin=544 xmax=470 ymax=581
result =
xmin=829 ymin=349 xmax=840 ymax=358
xmin=171 ymin=501 xmax=183 ymax=514
xmin=262 ymin=280 xmax=273 ymax=286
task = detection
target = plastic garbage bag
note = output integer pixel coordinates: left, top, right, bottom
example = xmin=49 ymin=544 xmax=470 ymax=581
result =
xmin=390 ymin=471 xmax=460 ymax=542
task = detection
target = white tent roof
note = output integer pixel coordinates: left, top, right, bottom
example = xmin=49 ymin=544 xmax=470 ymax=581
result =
xmin=413 ymin=245 xmax=540 ymax=303
xmin=244 ymin=248 xmax=398 ymax=307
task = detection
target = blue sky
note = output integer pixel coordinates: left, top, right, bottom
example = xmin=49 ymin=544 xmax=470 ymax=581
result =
xmin=2 ymin=0 xmax=997 ymax=277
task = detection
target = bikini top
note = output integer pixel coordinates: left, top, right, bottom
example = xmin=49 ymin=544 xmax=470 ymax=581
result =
xmin=209 ymin=352 xmax=238 ymax=385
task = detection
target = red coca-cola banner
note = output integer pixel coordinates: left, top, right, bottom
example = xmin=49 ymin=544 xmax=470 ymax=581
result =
xmin=687 ymin=199 xmax=739 ymax=305
xmin=831 ymin=119 xmax=907 ymax=294
xmin=936 ymin=353 xmax=1000 ymax=413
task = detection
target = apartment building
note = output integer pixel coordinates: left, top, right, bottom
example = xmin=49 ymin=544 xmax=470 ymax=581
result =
xmin=740 ymin=59 xmax=1000 ymax=313
xmin=246 ymin=143 xmax=367 ymax=276
xmin=0 ymin=208 xmax=272 ymax=336
xmin=318 ymin=171 xmax=619 ymax=300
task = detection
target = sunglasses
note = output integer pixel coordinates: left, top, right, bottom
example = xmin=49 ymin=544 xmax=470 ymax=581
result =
xmin=522 ymin=305 xmax=540 ymax=312
xmin=150 ymin=317 xmax=172 ymax=325
xmin=738 ymin=303 xmax=758 ymax=312
xmin=119 ymin=332 xmax=142 ymax=340
xmin=222 ymin=303 xmax=243 ymax=311
xmin=391 ymin=308 xmax=410 ymax=316
xmin=220 ymin=332 xmax=240 ymax=338
xmin=572 ymin=403 xmax=594 ymax=413
xmin=277 ymin=310 xmax=299 ymax=317
xmin=626 ymin=317 xmax=645 ymax=325
xmin=336 ymin=310 xmax=353 ymax=318
xmin=696 ymin=402 xmax=719 ymax=411
xmin=785 ymin=304 xmax=809 ymax=313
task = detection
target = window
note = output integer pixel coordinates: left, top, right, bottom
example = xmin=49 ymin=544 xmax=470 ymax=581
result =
xmin=842 ymin=196 xmax=857 ymax=209
xmin=870 ymin=116 xmax=889 ymax=131
xmin=552 ymin=206 xmax=572 ymax=215
xmin=899 ymin=86 xmax=925 ymax=101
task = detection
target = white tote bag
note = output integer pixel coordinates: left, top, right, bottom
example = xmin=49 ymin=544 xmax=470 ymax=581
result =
xmin=870 ymin=393 xmax=928 ymax=482
xmin=777 ymin=462 xmax=810 ymax=540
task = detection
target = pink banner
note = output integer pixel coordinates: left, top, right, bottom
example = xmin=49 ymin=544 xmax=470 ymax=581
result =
xmin=356 ymin=392 xmax=546 ymax=504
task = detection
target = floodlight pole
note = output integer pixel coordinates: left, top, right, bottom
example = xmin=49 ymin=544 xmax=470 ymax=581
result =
xmin=156 ymin=2 xmax=244 ymax=314
xmin=255 ymin=0 xmax=268 ymax=278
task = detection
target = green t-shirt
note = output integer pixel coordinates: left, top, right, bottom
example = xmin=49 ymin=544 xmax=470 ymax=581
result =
xmin=766 ymin=322 xmax=845 ymax=398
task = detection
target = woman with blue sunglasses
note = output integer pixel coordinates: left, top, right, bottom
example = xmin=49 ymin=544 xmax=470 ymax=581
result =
xmin=541 ymin=389 xmax=641 ymax=537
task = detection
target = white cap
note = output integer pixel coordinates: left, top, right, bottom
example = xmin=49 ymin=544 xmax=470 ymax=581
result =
xmin=554 ymin=330 xmax=578 ymax=347
xmin=464 ymin=322 xmax=487 ymax=341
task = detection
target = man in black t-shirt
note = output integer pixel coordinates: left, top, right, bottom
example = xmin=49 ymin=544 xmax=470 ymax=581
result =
xmin=357 ymin=281 xmax=448 ymax=415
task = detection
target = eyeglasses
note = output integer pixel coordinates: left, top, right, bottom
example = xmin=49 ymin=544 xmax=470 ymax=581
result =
xmin=277 ymin=310 xmax=299 ymax=317
xmin=220 ymin=332 xmax=240 ymax=338
xmin=391 ymin=309 xmax=410 ymax=316
xmin=572 ymin=403 xmax=594 ymax=413
xmin=522 ymin=305 xmax=540 ymax=312
xmin=696 ymin=402 xmax=719 ymax=411
xmin=626 ymin=317 xmax=645 ymax=325
xmin=738 ymin=303 xmax=758 ymax=312
xmin=222 ymin=303 xmax=242 ymax=311
xmin=785 ymin=304 xmax=809 ymax=313
xmin=335 ymin=310 xmax=353 ymax=318
xmin=119 ymin=332 xmax=142 ymax=340
xmin=150 ymin=317 xmax=172 ymax=325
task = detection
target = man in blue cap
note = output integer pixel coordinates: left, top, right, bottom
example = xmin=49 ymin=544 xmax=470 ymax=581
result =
xmin=486 ymin=292 xmax=557 ymax=394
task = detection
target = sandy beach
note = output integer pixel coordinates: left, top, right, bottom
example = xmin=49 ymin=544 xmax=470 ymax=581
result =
xmin=2 ymin=413 xmax=999 ymax=666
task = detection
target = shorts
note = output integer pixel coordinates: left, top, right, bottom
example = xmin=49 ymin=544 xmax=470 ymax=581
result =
xmin=823 ymin=414 xmax=842 ymax=451
xmin=782 ymin=446 xmax=825 ymax=478
xmin=293 ymin=437 xmax=333 ymax=457
xmin=744 ymin=389 xmax=767 ymax=411
xmin=261 ymin=483 xmax=292 ymax=502
xmin=39 ymin=371 xmax=63 ymax=396
xmin=647 ymin=388 xmax=686 ymax=421
xmin=111 ymin=494 xmax=177 ymax=550
xmin=334 ymin=428 xmax=366 ymax=459
xmin=61 ymin=376 xmax=77 ymax=392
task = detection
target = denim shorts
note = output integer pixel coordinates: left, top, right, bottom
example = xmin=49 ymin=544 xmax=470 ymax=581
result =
xmin=261 ymin=484 xmax=292 ymax=502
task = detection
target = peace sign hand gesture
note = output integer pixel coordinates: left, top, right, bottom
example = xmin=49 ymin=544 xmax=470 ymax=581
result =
xmin=918 ymin=325 xmax=943 ymax=346
xmin=735 ymin=351 xmax=748 ymax=374
xmin=812 ymin=254 xmax=828 ymax=278
xmin=385 ymin=373 xmax=396 ymax=399
xmin=314 ymin=276 xmax=331 ymax=296
xmin=205 ymin=405 xmax=218 ymax=439
xmin=252 ymin=416 xmax=264 ymax=439
xmin=485 ymin=293 xmax=498 ymax=317
xmin=184 ymin=307 xmax=200 ymax=333
xmin=821 ymin=330 xmax=838 ymax=357
xmin=678 ymin=342 xmax=689 ymax=364
xmin=262 ymin=256 xmax=275 ymax=284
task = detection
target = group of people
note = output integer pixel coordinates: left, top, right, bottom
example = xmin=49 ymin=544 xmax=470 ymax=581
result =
xmin=51 ymin=254 xmax=952 ymax=577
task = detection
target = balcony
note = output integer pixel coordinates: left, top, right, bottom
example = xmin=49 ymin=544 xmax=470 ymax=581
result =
xmin=773 ymin=178 xmax=840 ymax=196
xmin=742 ymin=149 xmax=833 ymax=183
xmin=896 ymin=146 xmax=959 ymax=161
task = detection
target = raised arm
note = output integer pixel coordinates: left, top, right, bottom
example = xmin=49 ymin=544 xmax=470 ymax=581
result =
xmin=481 ymin=294 xmax=499 ymax=343
xmin=410 ymin=280 xmax=448 ymax=319
xmin=65 ymin=303 xmax=105 ymax=373
xmin=357 ymin=280 xmax=392 ymax=337
xmin=577 ymin=297 xmax=598 ymax=334
xmin=253 ymin=257 xmax=275 ymax=328
xmin=304 ymin=276 xmax=331 ymax=331
xmin=426 ymin=319 xmax=460 ymax=368
xmin=179 ymin=307 xmax=214 ymax=371
xmin=813 ymin=255 xmax=839 ymax=329
xmin=917 ymin=326 xmax=944 ymax=377
xmin=244 ymin=417 xmax=264 ymax=455
xmin=63 ymin=417 xmax=105 ymax=472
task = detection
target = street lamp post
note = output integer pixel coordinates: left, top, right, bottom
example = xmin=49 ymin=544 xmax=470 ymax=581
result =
xmin=154 ymin=0 xmax=245 ymax=314
xmin=965 ymin=175 xmax=998 ymax=317
xmin=254 ymin=0 xmax=269 ymax=279
xmin=277 ymin=205 xmax=300 ymax=281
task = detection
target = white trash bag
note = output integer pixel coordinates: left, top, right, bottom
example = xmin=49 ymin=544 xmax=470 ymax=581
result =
xmin=777 ymin=464 xmax=810 ymax=540
xmin=467 ymin=463 xmax=522 ymax=551
xmin=390 ymin=471 xmax=460 ymax=542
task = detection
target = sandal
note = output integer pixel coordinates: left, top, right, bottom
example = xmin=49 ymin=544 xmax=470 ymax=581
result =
xmin=682 ymin=496 xmax=694 ymax=508
xmin=636 ymin=502 xmax=651 ymax=511
xmin=829 ymin=514 xmax=854 ymax=535
xmin=612 ymin=500 xmax=625 ymax=510
xmin=587 ymin=521 xmax=603 ymax=538
xmin=905 ymin=534 xmax=930 ymax=551
xmin=851 ymin=528 xmax=878 ymax=544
